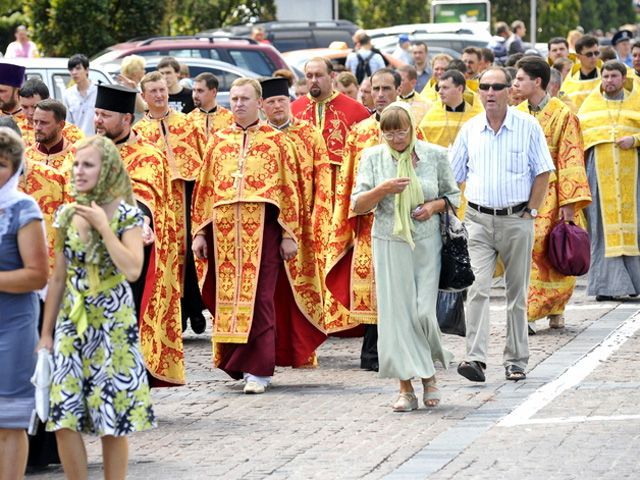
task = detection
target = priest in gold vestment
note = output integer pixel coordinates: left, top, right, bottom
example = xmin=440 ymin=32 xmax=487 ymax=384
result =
xmin=95 ymin=84 xmax=185 ymax=387
xmin=192 ymin=78 xmax=321 ymax=394
xmin=135 ymin=71 xmax=206 ymax=334
xmin=514 ymin=56 xmax=591 ymax=331
xmin=579 ymin=60 xmax=640 ymax=300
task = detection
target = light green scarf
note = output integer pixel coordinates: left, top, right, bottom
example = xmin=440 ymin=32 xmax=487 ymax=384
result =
xmin=56 ymin=136 xmax=135 ymax=292
xmin=384 ymin=102 xmax=424 ymax=249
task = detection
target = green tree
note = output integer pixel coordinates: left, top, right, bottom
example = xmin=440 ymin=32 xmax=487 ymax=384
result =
xmin=163 ymin=0 xmax=276 ymax=36
xmin=352 ymin=0 xmax=429 ymax=29
xmin=24 ymin=0 xmax=165 ymax=57
xmin=0 ymin=1 xmax=28 ymax=54
xmin=537 ymin=0 xmax=580 ymax=42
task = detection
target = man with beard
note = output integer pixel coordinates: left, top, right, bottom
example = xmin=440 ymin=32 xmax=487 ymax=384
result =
xmin=135 ymin=71 xmax=206 ymax=334
xmin=291 ymin=57 xmax=370 ymax=207
xmin=186 ymin=72 xmax=233 ymax=143
xmin=17 ymin=78 xmax=84 ymax=148
xmin=94 ymin=84 xmax=185 ymax=387
xmin=0 ymin=62 xmax=26 ymax=121
xmin=578 ymin=60 xmax=640 ymax=301
xmin=25 ymin=99 xmax=76 ymax=174
xmin=325 ymin=68 xmax=420 ymax=370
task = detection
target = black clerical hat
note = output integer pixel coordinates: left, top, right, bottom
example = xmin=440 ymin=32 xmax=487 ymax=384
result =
xmin=260 ymin=77 xmax=290 ymax=99
xmin=95 ymin=84 xmax=137 ymax=114
xmin=0 ymin=63 xmax=25 ymax=88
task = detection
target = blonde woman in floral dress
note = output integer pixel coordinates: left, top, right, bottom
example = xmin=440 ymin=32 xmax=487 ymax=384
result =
xmin=38 ymin=135 xmax=155 ymax=479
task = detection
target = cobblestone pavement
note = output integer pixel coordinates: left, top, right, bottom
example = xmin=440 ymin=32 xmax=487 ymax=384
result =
xmin=27 ymin=279 xmax=640 ymax=479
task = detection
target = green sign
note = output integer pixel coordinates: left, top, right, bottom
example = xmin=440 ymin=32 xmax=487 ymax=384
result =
xmin=434 ymin=3 xmax=488 ymax=23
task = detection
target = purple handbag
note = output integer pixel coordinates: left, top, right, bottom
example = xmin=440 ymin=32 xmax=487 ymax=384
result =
xmin=548 ymin=221 xmax=591 ymax=276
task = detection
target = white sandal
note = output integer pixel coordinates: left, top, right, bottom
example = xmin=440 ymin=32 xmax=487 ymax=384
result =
xmin=422 ymin=377 xmax=442 ymax=408
xmin=392 ymin=392 xmax=418 ymax=412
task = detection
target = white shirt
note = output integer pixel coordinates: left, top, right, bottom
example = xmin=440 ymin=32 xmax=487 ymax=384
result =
xmin=449 ymin=107 xmax=554 ymax=208
xmin=345 ymin=48 xmax=386 ymax=77
xmin=63 ymin=82 xmax=98 ymax=136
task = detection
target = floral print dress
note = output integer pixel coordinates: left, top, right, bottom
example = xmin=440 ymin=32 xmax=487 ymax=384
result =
xmin=47 ymin=202 xmax=155 ymax=437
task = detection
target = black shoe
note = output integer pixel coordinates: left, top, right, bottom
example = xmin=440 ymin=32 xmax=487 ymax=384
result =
xmin=595 ymin=295 xmax=615 ymax=302
xmin=457 ymin=361 xmax=486 ymax=382
xmin=181 ymin=311 xmax=188 ymax=333
xmin=190 ymin=313 xmax=206 ymax=334
xmin=360 ymin=360 xmax=379 ymax=372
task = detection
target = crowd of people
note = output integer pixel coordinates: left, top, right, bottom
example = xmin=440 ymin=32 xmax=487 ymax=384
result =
xmin=1 ymin=18 xmax=640 ymax=478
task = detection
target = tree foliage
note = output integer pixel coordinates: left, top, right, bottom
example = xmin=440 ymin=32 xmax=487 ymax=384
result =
xmin=351 ymin=1 xmax=429 ymax=29
xmin=163 ymin=0 xmax=276 ymax=36
xmin=24 ymin=0 xmax=164 ymax=57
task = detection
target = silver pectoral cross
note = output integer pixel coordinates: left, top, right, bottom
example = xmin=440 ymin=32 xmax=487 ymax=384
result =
xmin=231 ymin=170 xmax=243 ymax=188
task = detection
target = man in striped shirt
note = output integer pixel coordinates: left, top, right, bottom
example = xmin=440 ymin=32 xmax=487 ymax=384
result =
xmin=449 ymin=66 xmax=554 ymax=383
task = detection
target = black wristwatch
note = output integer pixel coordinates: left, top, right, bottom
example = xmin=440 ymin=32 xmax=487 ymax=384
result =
xmin=524 ymin=207 xmax=538 ymax=218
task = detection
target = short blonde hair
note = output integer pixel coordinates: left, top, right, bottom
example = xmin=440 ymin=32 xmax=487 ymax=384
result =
xmin=120 ymin=55 xmax=146 ymax=79
xmin=230 ymin=78 xmax=262 ymax=98
xmin=432 ymin=53 xmax=453 ymax=66
xmin=140 ymin=71 xmax=165 ymax=93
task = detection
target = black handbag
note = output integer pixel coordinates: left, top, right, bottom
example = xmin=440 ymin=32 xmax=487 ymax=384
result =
xmin=439 ymin=197 xmax=475 ymax=291
xmin=436 ymin=290 xmax=466 ymax=336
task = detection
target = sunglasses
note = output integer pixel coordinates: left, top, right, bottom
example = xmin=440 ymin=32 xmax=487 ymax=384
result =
xmin=581 ymin=50 xmax=600 ymax=58
xmin=478 ymin=83 xmax=510 ymax=91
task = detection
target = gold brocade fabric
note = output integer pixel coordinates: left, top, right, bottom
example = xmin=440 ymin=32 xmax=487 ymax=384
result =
xmin=17 ymin=117 xmax=84 ymax=149
xmin=579 ymin=87 xmax=640 ymax=257
xmin=119 ymin=136 xmax=185 ymax=385
xmin=560 ymin=64 xmax=601 ymax=111
xmin=419 ymin=99 xmax=484 ymax=148
xmin=192 ymin=124 xmax=301 ymax=345
xmin=25 ymin=141 xmax=77 ymax=176
xmin=516 ymin=98 xmax=592 ymax=320
xmin=186 ymin=106 xmax=234 ymax=144
xmin=282 ymin=119 xmax=333 ymax=314
xmin=19 ymin=161 xmax=67 ymax=275
xmin=324 ymin=116 xmax=381 ymax=331
xmin=399 ymin=90 xmax=433 ymax=124
xmin=135 ymin=110 xmax=204 ymax=287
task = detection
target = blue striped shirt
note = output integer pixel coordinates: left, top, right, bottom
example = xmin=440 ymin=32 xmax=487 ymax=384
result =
xmin=449 ymin=107 xmax=554 ymax=208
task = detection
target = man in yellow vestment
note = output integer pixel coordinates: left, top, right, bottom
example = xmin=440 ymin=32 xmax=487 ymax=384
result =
xmin=192 ymin=78 xmax=323 ymax=394
xmin=561 ymin=35 xmax=603 ymax=110
xmin=25 ymin=99 xmax=76 ymax=175
xmin=579 ymin=60 xmax=640 ymax=300
xmin=135 ymin=71 xmax=206 ymax=334
xmin=95 ymin=84 xmax=185 ymax=387
xmin=397 ymin=65 xmax=432 ymax=124
xmin=513 ymin=56 xmax=591 ymax=331
xmin=421 ymin=53 xmax=453 ymax=102
xmin=186 ymin=72 xmax=234 ymax=144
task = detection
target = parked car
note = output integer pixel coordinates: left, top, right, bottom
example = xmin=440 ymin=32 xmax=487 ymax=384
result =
xmin=283 ymin=46 xmax=352 ymax=77
xmin=370 ymin=30 xmax=490 ymax=55
xmin=90 ymin=36 xmax=290 ymax=77
xmin=3 ymin=58 xmax=115 ymax=100
xmin=102 ymin=56 xmax=260 ymax=108
xmin=201 ymin=20 xmax=359 ymax=53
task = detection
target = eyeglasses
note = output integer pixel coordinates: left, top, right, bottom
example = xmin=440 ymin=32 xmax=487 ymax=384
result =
xmin=581 ymin=50 xmax=600 ymax=58
xmin=382 ymin=129 xmax=411 ymax=141
xmin=478 ymin=83 xmax=510 ymax=91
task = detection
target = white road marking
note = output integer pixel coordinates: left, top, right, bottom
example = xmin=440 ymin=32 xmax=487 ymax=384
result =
xmin=489 ymin=303 xmax=613 ymax=312
xmin=499 ymin=308 xmax=640 ymax=427
xmin=513 ymin=414 xmax=640 ymax=425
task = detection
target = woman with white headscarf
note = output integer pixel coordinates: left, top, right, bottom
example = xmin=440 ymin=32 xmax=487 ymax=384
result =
xmin=0 ymin=127 xmax=48 ymax=477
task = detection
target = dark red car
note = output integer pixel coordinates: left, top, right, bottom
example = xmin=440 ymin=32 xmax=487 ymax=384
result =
xmin=90 ymin=36 xmax=290 ymax=76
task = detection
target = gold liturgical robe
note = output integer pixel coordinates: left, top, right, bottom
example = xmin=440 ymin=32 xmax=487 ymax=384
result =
xmin=578 ymin=86 xmax=640 ymax=257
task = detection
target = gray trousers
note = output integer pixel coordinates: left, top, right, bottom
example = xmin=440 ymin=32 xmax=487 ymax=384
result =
xmin=464 ymin=207 xmax=534 ymax=370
